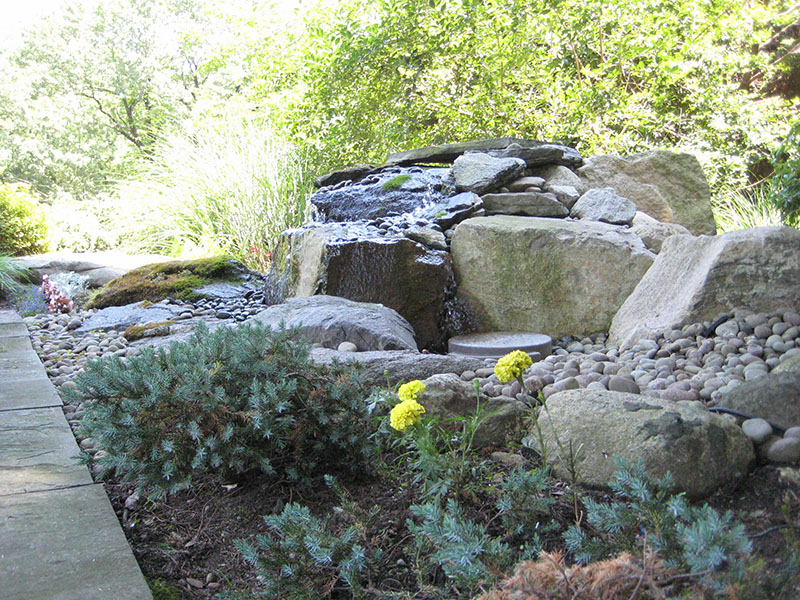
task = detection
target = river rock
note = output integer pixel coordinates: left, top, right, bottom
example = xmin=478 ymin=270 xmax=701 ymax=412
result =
xmin=577 ymin=151 xmax=715 ymax=235
xmin=268 ymin=221 xmax=453 ymax=350
xmin=481 ymin=192 xmax=569 ymax=217
xmin=630 ymin=211 xmax=693 ymax=252
xmin=609 ymin=227 xmax=800 ymax=348
xmin=570 ymin=188 xmax=637 ymax=225
xmin=451 ymin=216 xmax=654 ymax=338
xmin=452 ymin=153 xmax=526 ymax=195
xmin=309 ymin=348 xmax=486 ymax=388
xmin=310 ymin=165 xmax=452 ymax=222
xmin=252 ymin=296 xmax=417 ymax=351
xmin=532 ymin=390 xmax=754 ymax=498
xmin=713 ymin=371 xmax=800 ymax=431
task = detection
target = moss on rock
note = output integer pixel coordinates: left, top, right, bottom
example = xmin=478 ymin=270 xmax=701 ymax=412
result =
xmin=123 ymin=320 xmax=176 ymax=341
xmin=88 ymin=256 xmax=246 ymax=309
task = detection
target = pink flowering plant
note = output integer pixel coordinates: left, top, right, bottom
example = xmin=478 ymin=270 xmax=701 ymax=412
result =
xmin=40 ymin=274 xmax=73 ymax=313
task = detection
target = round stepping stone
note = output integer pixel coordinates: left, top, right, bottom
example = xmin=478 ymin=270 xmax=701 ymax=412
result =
xmin=448 ymin=332 xmax=552 ymax=359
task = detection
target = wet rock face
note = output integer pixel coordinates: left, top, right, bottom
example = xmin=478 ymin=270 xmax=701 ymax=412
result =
xmin=269 ymin=221 xmax=454 ymax=350
xmin=310 ymin=166 xmax=454 ymax=222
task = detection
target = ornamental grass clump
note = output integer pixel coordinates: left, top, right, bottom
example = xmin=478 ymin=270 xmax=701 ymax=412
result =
xmin=69 ymin=321 xmax=378 ymax=498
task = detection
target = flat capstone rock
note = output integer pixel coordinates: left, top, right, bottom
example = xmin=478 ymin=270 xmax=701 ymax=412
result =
xmin=448 ymin=332 xmax=552 ymax=359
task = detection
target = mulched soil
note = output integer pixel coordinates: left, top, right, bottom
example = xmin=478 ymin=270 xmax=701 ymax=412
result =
xmin=103 ymin=454 xmax=800 ymax=599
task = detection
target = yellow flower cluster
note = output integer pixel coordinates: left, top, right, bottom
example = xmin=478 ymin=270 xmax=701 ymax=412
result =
xmin=390 ymin=380 xmax=427 ymax=431
xmin=494 ymin=350 xmax=533 ymax=383
xmin=390 ymin=398 xmax=426 ymax=432
xmin=398 ymin=380 xmax=426 ymax=401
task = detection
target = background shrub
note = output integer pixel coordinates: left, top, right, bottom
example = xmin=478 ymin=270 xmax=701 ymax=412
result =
xmin=769 ymin=119 xmax=800 ymax=226
xmin=69 ymin=321 xmax=378 ymax=498
xmin=0 ymin=183 xmax=49 ymax=256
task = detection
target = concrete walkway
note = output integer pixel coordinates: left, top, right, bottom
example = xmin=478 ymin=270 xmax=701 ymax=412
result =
xmin=0 ymin=311 xmax=152 ymax=600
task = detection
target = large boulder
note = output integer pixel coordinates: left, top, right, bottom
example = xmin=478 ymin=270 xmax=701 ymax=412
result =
xmin=450 ymin=216 xmax=655 ymax=338
xmin=713 ymin=371 xmax=800 ymax=431
xmin=630 ymin=211 xmax=692 ymax=253
xmin=609 ymin=227 xmax=800 ymax=348
xmin=268 ymin=222 xmax=454 ymax=350
xmin=577 ymin=151 xmax=716 ymax=235
xmin=570 ymin=188 xmax=637 ymax=225
xmin=309 ymin=348 xmax=486 ymax=388
xmin=452 ymin=153 xmax=526 ymax=194
xmin=252 ymin=296 xmax=417 ymax=351
xmin=419 ymin=373 xmax=528 ymax=448
xmin=532 ymin=389 xmax=755 ymax=498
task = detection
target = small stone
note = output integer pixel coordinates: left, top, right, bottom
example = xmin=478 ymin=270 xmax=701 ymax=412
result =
xmin=337 ymin=341 xmax=358 ymax=352
xmin=607 ymin=375 xmax=640 ymax=394
xmin=785 ymin=427 xmax=800 ymax=440
xmin=767 ymin=437 xmax=800 ymax=463
xmin=186 ymin=578 xmax=204 ymax=589
xmin=125 ymin=493 xmax=140 ymax=510
xmin=754 ymin=324 xmax=772 ymax=339
xmin=741 ymin=419 xmax=773 ymax=444
xmin=461 ymin=370 xmax=476 ymax=381
xmin=215 ymin=311 xmax=233 ymax=319
xmin=785 ymin=311 xmax=800 ymax=327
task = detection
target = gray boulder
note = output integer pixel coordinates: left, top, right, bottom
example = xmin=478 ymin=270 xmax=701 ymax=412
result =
xmin=17 ymin=252 xmax=172 ymax=287
xmin=481 ymin=192 xmax=569 ymax=217
xmin=387 ymin=138 xmax=582 ymax=167
xmin=571 ymin=188 xmax=637 ymax=225
xmin=452 ymin=153 xmax=526 ymax=195
xmin=76 ymin=302 xmax=187 ymax=334
xmin=577 ymin=151 xmax=716 ymax=235
xmin=309 ymin=348 xmax=486 ymax=388
xmin=268 ymin=222 xmax=453 ymax=350
xmin=630 ymin=211 xmax=693 ymax=252
xmin=485 ymin=142 xmax=583 ymax=168
xmin=419 ymin=373 xmax=528 ymax=448
xmin=531 ymin=165 xmax=586 ymax=193
xmin=609 ymin=227 xmax=800 ymax=348
xmin=252 ymin=296 xmax=417 ymax=351
xmin=544 ymin=184 xmax=581 ymax=209
xmin=531 ymin=389 xmax=754 ymax=498
xmin=714 ymin=371 xmax=800 ymax=431
xmin=451 ymin=216 xmax=654 ymax=338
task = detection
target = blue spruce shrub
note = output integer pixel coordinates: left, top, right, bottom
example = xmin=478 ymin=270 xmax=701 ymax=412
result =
xmin=68 ymin=321 xmax=378 ymax=497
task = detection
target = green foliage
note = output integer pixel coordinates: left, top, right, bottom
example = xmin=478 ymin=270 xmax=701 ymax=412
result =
xmin=385 ymin=382 xmax=497 ymax=501
xmin=235 ymin=499 xmax=374 ymax=599
xmin=116 ymin=109 xmax=309 ymax=271
xmin=712 ymin=185 xmax=785 ymax=232
xmin=69 ymin=321 xmax=378 ymax=498
xmin=380 ymin=174 xmax=411 ymax=192
xmin=496 ymin=466 xmax=554 ymax=538
xmin=6 ymin=284 xmax=48 ymax=316
xmin=0 ymin=183 xmax=49 ymax=256
xmin=407 ymin=498 xmax=533 ymax=597
xmin=769 ymin=119 xmax=800 ymax=226
xmin=86 ymin=256 xmax=242 ymax=309
xmin=0 ymin=255 xmax=30 ymax=295
xmin=147 ymin=578 xmax=183 ymax=600
xmin=252 ymin=0 xmax=794 ymax=190
xmin=0 ymin=0 xmax=237 ymax=199
xmin=563 ymin=459 xmax=752 ymax=581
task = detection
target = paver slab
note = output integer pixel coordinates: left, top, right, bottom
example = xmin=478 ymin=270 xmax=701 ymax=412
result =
xmin=0 ymin=350 xmax=44 ymax=371
xmin=0 ymin=334 xmax=33 ymax=353
xmin=0 ymin=310 xmax=22 ymax=324
xmin=0 ymin=321 xmax=29 ymax=337
xmin=0 ymin=378 xmax=62 ymax=411
xmin=0 ymin=359 xmax=49 ymax=382
xmin=0 ymin=407 xmax=91 ymax=496
xmin=0 ymin=484 xmax=153 ymax=600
